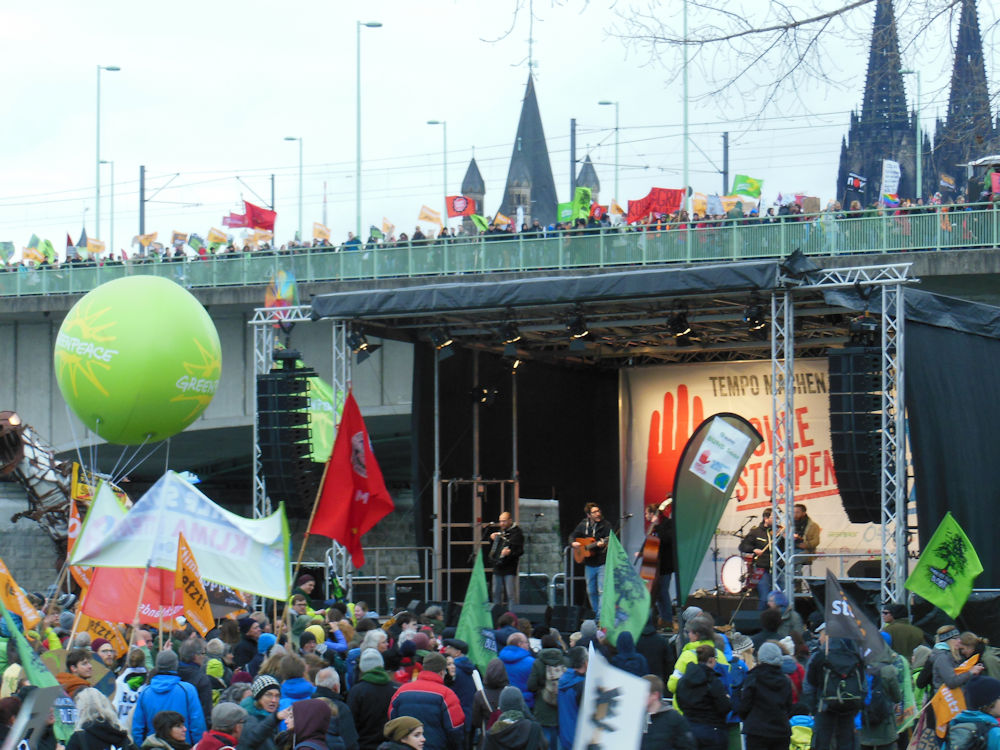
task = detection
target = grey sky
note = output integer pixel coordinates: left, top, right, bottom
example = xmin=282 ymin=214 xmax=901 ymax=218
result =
xmin=0 ymin=0 xmax=989 ymax=255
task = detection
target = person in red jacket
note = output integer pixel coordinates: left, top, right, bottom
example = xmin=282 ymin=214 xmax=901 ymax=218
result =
xmin=194 ymin=704 xmax=247 ymax=750
xmin=388 ymin=653 xmax=464 ymax=750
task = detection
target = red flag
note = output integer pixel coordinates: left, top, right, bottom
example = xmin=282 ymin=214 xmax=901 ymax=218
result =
xmin=310 ymin=391 xmax=394 ymax=568
xmin=244 ymin=201 xmax=277 ymax=231
xmin=446 ymin=195 xmax=476 ymax=218
xmin=590 ymin=203 xmax=608 ymax=220
xmin=223 ymin=212 xmax=248 ymax=228
xmin=627 ymin=187 xmax=685 ymax=224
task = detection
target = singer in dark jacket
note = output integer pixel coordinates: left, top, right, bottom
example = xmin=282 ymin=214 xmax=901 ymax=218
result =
xmin=738 ymin=509 xmax=775 ymax=608
xmin=569 ymin=503 xmax=612 ymax=614
xmin=486 ymin=512 xmax=524 ymax=606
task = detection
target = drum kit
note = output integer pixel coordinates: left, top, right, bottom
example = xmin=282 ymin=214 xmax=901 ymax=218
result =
xmin=720 ymin=554 xmax=764 ymax=595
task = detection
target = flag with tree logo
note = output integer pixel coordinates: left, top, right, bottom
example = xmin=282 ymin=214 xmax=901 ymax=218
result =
xmin=600 ymin=532 xmax=650 ymax=647
xmin=455 ymin=550 xmax=498 ymax=673
xmin=905 ymin=512 xmax=982 ymax=618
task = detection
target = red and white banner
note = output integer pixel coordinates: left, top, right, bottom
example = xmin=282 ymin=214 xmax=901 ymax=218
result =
xmin=623 ymin=359 xmax=884 ymax=590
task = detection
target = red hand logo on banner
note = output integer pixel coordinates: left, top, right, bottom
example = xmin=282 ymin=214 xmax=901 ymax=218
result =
xmin=644 ymin=385 xmax=704 ymax=507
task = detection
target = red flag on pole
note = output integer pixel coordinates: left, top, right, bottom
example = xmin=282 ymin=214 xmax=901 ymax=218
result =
xmin=244 ymin=201 xmax=277 ymax=231
xmin=223 ymin=212 xmax=248 ymax=228
xmin=309 ymin=390 xmax=394 ymax=568
xmin=446 ymin=195 xmax=477 ymax=218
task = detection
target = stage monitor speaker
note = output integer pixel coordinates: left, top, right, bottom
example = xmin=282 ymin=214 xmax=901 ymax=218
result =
xmin=846 ymin=560 xmax=881 ymax=579
xmin=513 ymin=604 xmax=551 ymax=630
xmin=730 ymin=610 xmax=762 ymax=636
xmin=549 ymin=605 xmax=583 ymax=634
xmin=828 ymin=347 xmax=883 ymax=524
xmin=256 ymin=351 xmax=324 ymax=515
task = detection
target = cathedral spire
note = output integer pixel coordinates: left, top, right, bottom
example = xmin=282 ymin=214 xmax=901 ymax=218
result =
xmin=859 ymin=0 xmax=908 ymax=133
xmin=497 ymin=75 xmax=557 ymax=226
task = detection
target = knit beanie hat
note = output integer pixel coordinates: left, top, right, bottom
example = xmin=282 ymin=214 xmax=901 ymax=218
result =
xmin=305 ymin=625 xmax=326 ymax=645
xmin=90 ymin=638 xmax=111 ymax=654
xmin=359 ymin=647 xmax=384 ymax=673
xmin=251 ymin=674 xmax=280 ymax=700
xmin=238 ymin=617 xmax=255 ymax=635
xmin=580 ymin=620 xmax=597 ymax=639
xmin=257 ymin=633 xmax=277 ymax=655
xmin=758 ymin=642 xmax=783 ymax=666
xmin=155 ymin=650 xmax=179 ymax=672
xmin=965 ymin=677 xmax=1000 ymax=712
xmin=384 ymin=716 xmax=422 ymax=742
xmin=205 ymin=659 xmax=224 ymax=680
xmin=499 ymin=685 xmax=527 ymax=713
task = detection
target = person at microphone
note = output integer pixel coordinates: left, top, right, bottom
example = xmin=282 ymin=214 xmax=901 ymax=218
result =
xmin=486 ymin=511 xmax=524 ymax=606
xmin=570 ymin=503 xmax=611 ymax=614
xmin=643 ymin=497 xmax=676 ymax=624
xmin=738 ymin=508 xmax=775 ymax=608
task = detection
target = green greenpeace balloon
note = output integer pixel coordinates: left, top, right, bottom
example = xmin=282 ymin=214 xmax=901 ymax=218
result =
xmin=54 ymin=275 xmax=222 ymax=445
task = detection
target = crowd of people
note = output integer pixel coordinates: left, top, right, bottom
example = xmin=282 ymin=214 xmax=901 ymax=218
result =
xmin=2 ymin=572 xmax=999 ymax=750
xmin=4 ymin=192 xmax=999 ymax=273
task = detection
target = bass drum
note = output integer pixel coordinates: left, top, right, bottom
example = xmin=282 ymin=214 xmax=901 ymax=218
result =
xmin=721 ymin=555 xmax=746 ymax=595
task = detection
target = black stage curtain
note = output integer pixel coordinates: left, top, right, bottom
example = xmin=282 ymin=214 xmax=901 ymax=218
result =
xmin=412 ymin=346 xmax=619 ymax=591
xmin=905 ymin=321 xmax=1000 ymax=588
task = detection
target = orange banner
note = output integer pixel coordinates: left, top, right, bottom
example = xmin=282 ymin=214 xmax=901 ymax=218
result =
xmin=932 ymin=654 xmax=979 ymax=737
xmin=0 ymin=556 xmax=40 ymax=630
xmin=73 ymin=612 xmax=128 ymax=658
xmin=175 ymin=533 xmax=214 ymax=637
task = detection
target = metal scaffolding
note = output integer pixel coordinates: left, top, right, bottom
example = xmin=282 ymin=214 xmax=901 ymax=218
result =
xmin=770 ymin=263 xmax=913 ymax=602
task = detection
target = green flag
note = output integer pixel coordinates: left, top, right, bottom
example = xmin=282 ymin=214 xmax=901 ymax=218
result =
xmin=189 ymin=234 xmax=205 ymax=253
xmin=27 ymin=234 xmax=40 ymax=249
xmin=39 ymin=239 xmax=56 ymax=263
xmin=571 ymin=186 xmax=592 ymax=219
xmin=732 ymin=174 xmax=763 ymax=198
xmin=455 ymin=550 xmax=498 ymax=673
xmin=369 ymin=225 xmax=384 ymax=240
xmin=905 ymin=512 xmax=982 ymax=618
xmin=600 ymin=531 xmax=650 ymax=646
xmin=470 ymin=214 xmax=489 ymax=233
xmin=0 ymin=242 xmax=15 ymax=262
xmin=305 ymin=374 xmax=344 ymax=463
xmin=557 ymin=203 xmax=575 ymax=223
xmin=0 ymin=599 xmax=73 ymax=741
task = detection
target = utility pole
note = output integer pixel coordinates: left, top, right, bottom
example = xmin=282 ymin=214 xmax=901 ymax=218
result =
xmin=722 ymin=132 xmax=729 ymax=195
xmin=139 ymin=165 xmax=145 ymax=235
xmin=569 ymin=118 xmax=577 ymax=197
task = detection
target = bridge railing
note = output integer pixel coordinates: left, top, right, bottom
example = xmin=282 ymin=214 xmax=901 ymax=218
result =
xmin=3 ymin=206 xmax=997 ymax=297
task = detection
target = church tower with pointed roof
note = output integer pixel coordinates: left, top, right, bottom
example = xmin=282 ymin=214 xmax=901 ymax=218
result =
xmin=932 ymin=0 xmax=997 ymax=197
xmin=460 ymin=158 xmax=485 ymax=234
xmin=836 ymin=0 xmax=917 ymax=205
xmin=576 ymin=155 xmax=601 ymax=204
xmin=497 ymin=76 xmax=558 ymax=227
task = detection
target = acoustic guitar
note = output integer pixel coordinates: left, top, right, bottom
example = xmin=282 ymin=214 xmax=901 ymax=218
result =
xmin=573 ymin=537 xmax=603 ymax=564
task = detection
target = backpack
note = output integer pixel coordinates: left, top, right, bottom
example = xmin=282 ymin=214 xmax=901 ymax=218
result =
xmin=542 ymin=662 xmax=566 ymax=706
xmin=789 ymin=723 xmax=813 ymax=750
xmin=945 ymin=721 xmax=992 ymax=750
xmin=862 ymin=672 xmax=893 ymax=727
xmin=820 ymin=651 xmax=865 ymax=713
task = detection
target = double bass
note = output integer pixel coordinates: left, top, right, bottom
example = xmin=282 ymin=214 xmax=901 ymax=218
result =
xmin=638 ymin=496 xmax=673 ymax=593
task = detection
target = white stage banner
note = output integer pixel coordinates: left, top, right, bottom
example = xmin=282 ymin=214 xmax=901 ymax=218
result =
xmin=622 ymin=359 xmax=883 ymax=590
xmin=573 ymin=644 xmax=650 ymax=750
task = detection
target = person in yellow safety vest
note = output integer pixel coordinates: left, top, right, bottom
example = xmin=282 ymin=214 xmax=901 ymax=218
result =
xmin=668 ymin=617 xmax=730 ymax=711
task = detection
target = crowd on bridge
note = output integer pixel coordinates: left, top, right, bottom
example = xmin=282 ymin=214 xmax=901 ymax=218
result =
xmin=4 ymin=191 xmax=999 ymax=274
xmin=2 ymin=569 xmax=1000 ymax=750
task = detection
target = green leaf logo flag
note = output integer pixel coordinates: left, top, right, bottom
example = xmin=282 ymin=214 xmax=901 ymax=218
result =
xmin=600 ymin=531 xmax=651 ymax=647
xmin=905 ymin=512 xmax=983 ymax=618
xmin=455 ymin=550 xmax=498 ymax=673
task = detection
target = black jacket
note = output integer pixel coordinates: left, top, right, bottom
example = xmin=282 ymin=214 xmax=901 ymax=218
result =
xmin=675 ymin=662 xmax=731 ymax=727
xmin=569 ymin=517 xmax=612 ymax=566
xmin=738 ymin=663 xmax=792 ymax=738
xmin=315 ymin=686 xmax=359 ymax=750
xmin=642 ymin=708 xmax=695 ymax=750
xmin=484 ymin=713 xmax=544 ymax=750
xmin=738 ymin=523 xmax=772 ymax=570
xmin=233 ymin=636 xmax=258 ymax=669
xmin=636 ymin=623 xmax=674 ymax=684
xmin=487 ymin=525 xmax=525 ymax=575
xmin=178 ymin=661 xmax=213 ymax=725
xmin=67 ymin=720 xmax=139 ymax=750
xmin=346 ymin=669 xmax=399 ymax=750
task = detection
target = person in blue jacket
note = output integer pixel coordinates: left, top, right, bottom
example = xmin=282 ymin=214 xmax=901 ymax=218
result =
xmin=557 ymin=647 xmax=587 ymax=750
xmin=131 ymin=650 xmax=206 ymax=746
xmin=947 ymin=677 xmax=1000 ymax=750
xmin=498 ymin=633 xmax=536 ymax=709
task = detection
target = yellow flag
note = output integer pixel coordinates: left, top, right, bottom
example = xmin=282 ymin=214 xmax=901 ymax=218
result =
xmin=494 ymin=212 xmax=512 ymax=226
xmin=22 ymin=248 xmax=44 ymax=263
xmin=418 ymin=205 xmax=443 ymax=227
xmin=932 ymin=654 xmax=977 ymax=736
xmin=313 ymin=222 xmax=331 ymax=241
xmin=175 ymin=533 xmax=214 ymax=636
xmin=382 ymin=218 xmax=395 ymax=237
xmin=131 ymin=232 xmax=157 ymax=248
xmin=171 ymin=231 xmax=188 ymax=246
xmin=610 ymin=200 xmax=625 ymax=216
xmin=87 ymin=238 xmax=106 ymax=255
xmin=0 ymin=556 xmax=40 ymax=630
xmin=73 ymin=612 xmax=128 ymax=658
xmin=207 ymin=228 xmax=227 ymax=245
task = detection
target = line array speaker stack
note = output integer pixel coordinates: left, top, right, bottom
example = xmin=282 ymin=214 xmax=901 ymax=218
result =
xmin=827 ymin=346 xmax=883 ymax=524
xmin=256 ymin=349 xmax=323 ymax=516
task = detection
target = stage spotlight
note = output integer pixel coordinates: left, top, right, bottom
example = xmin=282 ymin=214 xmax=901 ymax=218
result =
xmin=668 ymin=311 xmax=691 ymax=338
xmin=743 ymin=303 xmax=766 ymax=332
xmin=501 ymin=321 xmax=521 ymax=345
xmin=471 ymin=386 xmax=499 ymax=406
xmin=567 ymin=314 xmax=589 ymax=339
xmin=849 ymin=314 xmax=880 ymax=346
xmin=430 ymin=327 xmax=453 ymax=350
xmin=348 ymin=329 xmax=370 ymax=352
xmin=511 ymin=358 xmax=523 ymax=371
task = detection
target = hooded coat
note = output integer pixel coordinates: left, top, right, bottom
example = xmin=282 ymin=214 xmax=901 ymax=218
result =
xmin=497 ymin=646 xmax=535 ymax=709
xmin=131 ymin=672 xmax=206 ymax=746
xmin=636 ymin=621 xmax=673 ymax=684
xmin=556 ymin=669 xmax=585 ymax=750
xmin=66 ymin=719 xmax=139 ymax=750
xmin=525 ymin=648 xmax=565 ymax=727
xmin=485 ymin=687 xmax=544 ymax=750
xmin=609 ymin=632 xmax=649 ymax=678
xmin=346 ymin=668 xmax=398 ymax=750
xmin=447 ymin=655 xmax=477 ymax=731
xmin=675 ymin=662 xmax=731 ymax=728
xmin=472 ymin=659 xmax=509 ymax=733
xmin=292 ymin=699 xmax=331 ymax=750
xmin=737 ymin=662 xmax=792 ymax=738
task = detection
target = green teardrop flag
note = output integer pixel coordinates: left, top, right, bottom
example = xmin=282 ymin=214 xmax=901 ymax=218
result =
xmin=905 ymin=512 xmax=982 ymax=618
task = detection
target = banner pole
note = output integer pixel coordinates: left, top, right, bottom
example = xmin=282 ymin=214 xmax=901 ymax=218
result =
xmin=293 ymin=456 xmax=333 ymax=585
xmin=129 ymin=565 xmax=151 ymax=648
xmin=48 ymin=562 xmax=70 ymax=605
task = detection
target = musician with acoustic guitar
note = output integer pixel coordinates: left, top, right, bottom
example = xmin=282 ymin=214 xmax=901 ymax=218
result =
xmin=486 ymin=512 xmax=524 ymax=606
xmin=569 ymin=503 xmax=612 ymax=614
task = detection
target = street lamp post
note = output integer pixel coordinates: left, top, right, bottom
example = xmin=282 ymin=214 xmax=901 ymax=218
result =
xmin=96 ymin=64 xmax=120 ymax=243
xmin=284 ymin=136 xmax=303 ymax=240
xmin=356 ymin=20 xmax=383 ymax=239
xmin=901 ymin=69 xmax=922 ymax=201
xmin=427 ymin=120 xmax=448 ymax=231
xmin=99 ymin=160 xmax=114 ymax=256
xmin=598 ymin=100 xmax=619 ymax=211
